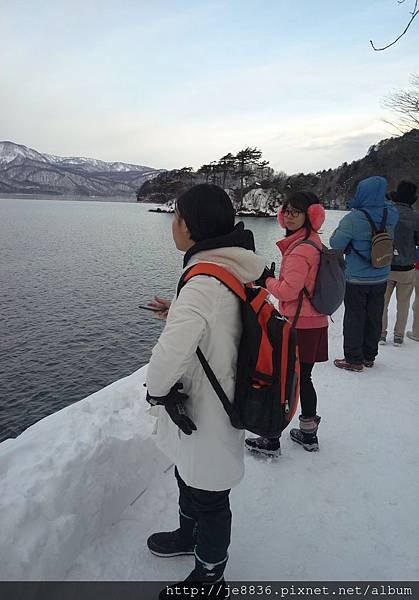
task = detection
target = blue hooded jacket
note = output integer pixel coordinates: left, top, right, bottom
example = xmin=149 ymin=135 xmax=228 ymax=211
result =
xmin=330 ymin=176 xmax=399 ymax=284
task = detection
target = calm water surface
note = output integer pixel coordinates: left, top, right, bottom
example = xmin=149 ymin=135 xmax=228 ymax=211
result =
xmin=0 ymin=197 xmax=342 ymax=442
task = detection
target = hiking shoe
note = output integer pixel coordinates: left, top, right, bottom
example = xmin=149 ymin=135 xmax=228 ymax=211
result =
xmin=147 ymin=529 xmax=195 ymax=557
xmin=406 ymin=331 xmax=419 ymax=342
xmin=363 ymin=359 xmax=374 ymax=368
xmin=393 ymin=335 xmax=403 ymax=346
xmin=290 ymin=429 xmax=319 ymax=452
xmin=245 ymin=436 xmax=281 ymax=457
xmin=379 ymin=335 xmax=387 ymax=345
xmin=159 ymin=556 xmax=228 ymax=599
xmin=334 ymin=358 xmax=363 ymax=372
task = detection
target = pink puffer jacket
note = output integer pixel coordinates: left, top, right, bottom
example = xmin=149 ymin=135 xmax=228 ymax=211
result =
xmin=266 ymin=227 xmax=328 ymax=329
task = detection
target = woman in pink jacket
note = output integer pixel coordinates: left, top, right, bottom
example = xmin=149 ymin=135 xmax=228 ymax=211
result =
xmin=246 ymin=191 xmax=328 ymax=456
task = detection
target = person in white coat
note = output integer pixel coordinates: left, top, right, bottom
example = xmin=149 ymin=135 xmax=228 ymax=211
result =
xmin=145 ymin=184 xmax=266 ymax=586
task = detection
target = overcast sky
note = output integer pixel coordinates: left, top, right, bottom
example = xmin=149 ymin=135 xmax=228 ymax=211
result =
xmin=1 ymin=0 xmax=418 ymax=174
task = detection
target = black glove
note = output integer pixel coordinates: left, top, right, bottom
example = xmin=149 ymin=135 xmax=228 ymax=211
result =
xmin=145 ymin=383 xmax=197 ymax=435
xmin=254 ymin=262 xmax=276 ymax=288
xmin=165 ymin=401 xmax=197 ymax=435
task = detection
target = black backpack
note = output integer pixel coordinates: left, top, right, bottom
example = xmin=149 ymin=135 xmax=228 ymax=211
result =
xmin=178 ymin=263 xmax=300 ymax=437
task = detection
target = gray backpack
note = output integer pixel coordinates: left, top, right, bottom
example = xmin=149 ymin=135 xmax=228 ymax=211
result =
xmin=293 ymin=240 xmax=346 ymax=325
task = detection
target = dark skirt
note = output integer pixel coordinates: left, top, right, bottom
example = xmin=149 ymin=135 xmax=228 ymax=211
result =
xmin=296 ymin=326 xmax=329 ymax=364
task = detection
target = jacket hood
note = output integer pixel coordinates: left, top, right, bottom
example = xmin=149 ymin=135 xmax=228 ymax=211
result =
xmin=183 ymin=222 xmax=254 ymax=266
xmin=182 ymin=221 xmax=266 ymax=283
xmin=186 ymin=241 xmax=267 ymax=284
xmin=348 ymin=176 xmax=388 ymax=210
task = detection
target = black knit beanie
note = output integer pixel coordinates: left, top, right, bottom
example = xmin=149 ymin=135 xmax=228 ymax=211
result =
xmin=176 ymin=184 xmax=235 ymax=242
xmin=396 ymin=181 xmax=417 ymax=206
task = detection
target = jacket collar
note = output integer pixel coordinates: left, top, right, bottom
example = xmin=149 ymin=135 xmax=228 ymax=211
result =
xmin=276 ymin=227 xmax=308 ymax=255
xmin=183 ymin=222 xmax=255 ymax=268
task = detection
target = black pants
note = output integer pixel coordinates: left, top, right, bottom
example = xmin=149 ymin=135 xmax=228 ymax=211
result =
xmin=175 ymin=467 xmax=232 ymax=565
xmin=300 ymin=362 xmax=317 ymax=418
xmin=343 ymin=282 xmax=387 ymax=364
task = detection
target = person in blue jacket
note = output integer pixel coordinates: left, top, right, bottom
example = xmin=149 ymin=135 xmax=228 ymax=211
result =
xmin=330 ymin=176 xmax=399 ymax=371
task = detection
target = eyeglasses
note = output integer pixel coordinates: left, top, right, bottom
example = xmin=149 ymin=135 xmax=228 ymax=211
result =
xmin=282 ymin=208 xmax=303 ymax=218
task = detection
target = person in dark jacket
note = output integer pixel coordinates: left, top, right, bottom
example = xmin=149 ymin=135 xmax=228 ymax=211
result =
xmin=407 ymin=245 xmax=419 ymax=341
xmin=330 ymin=176 xmax=399 ymax=371
xmin=381 ymin=181 xmax=419 ymax=345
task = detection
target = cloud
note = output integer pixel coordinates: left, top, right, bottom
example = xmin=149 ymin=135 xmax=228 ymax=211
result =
xmin=292 ymin=124 xmax=389 ymax=152
xmin=0 ymin=88 xmax=397 ymax=174
xmin=1 ymin=2 xmax=417 ymax=175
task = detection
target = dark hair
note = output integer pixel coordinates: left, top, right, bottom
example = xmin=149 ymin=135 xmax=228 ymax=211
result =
xmin=396 ymin=180 xmax=417 ymax=206
xmin=176 ymin=184 xmax=235 ymax=242
xmin=282 ymin=190 xmax=320 ymax=238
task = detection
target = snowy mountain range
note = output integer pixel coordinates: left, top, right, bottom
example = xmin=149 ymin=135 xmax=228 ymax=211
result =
xmin=3 ymin=130 xmax=418 ymax=205
xmin=0 ymin=141 xmax=164 ymax=197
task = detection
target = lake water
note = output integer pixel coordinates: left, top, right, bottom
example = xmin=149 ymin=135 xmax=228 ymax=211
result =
xmin=0 ymin=196 xmax=343 ymax=442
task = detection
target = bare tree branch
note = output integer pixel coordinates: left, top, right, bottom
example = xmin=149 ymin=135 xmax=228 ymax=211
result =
xmin=370 ymin=0 xmax=418 ymax=50
xmin=383 ymin=74 xmax=419 ymax=131
xmin=381 ymin=75 xmax=419 ymax=160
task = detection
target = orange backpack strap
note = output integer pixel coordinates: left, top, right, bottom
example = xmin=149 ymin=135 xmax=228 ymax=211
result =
xmin=176 ymin=262 xmax=247 ymax=419
xmin=250 ymin=288 xmax=269 ymax=313
xmin=179 ymin=262 xmax=247 ymax=302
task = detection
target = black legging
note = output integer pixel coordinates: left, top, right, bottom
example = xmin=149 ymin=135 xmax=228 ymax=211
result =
xmin=299 ymin=362 xmax=317 ymax=418
xmin=270 ymin=362 xmax=317 ymax=440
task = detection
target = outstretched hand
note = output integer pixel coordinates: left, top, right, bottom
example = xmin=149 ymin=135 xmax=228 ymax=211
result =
xmin=147 ymin=296 xmax=171 ymax=320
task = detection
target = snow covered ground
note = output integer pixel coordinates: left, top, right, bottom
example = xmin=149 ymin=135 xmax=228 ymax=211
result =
xmin=0 ymin=209 xmax=418 ymax=581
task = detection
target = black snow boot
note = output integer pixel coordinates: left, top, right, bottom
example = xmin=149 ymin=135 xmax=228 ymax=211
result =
xmin=245 ymin=436 xmax=281 ymax=457
xmin=185 ymin=554 xmax=227 ymax=583
xmin=147 ymin=511 xmax=196 ymax=557
xmin=290 ymin=415 xmax=321 ymax=452
xmin=159 ymin=556 xmax=229 ymax=599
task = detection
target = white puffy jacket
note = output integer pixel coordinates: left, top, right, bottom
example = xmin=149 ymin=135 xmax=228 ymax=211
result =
xmin=146 ymin=246 xmax=266 ymax=491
